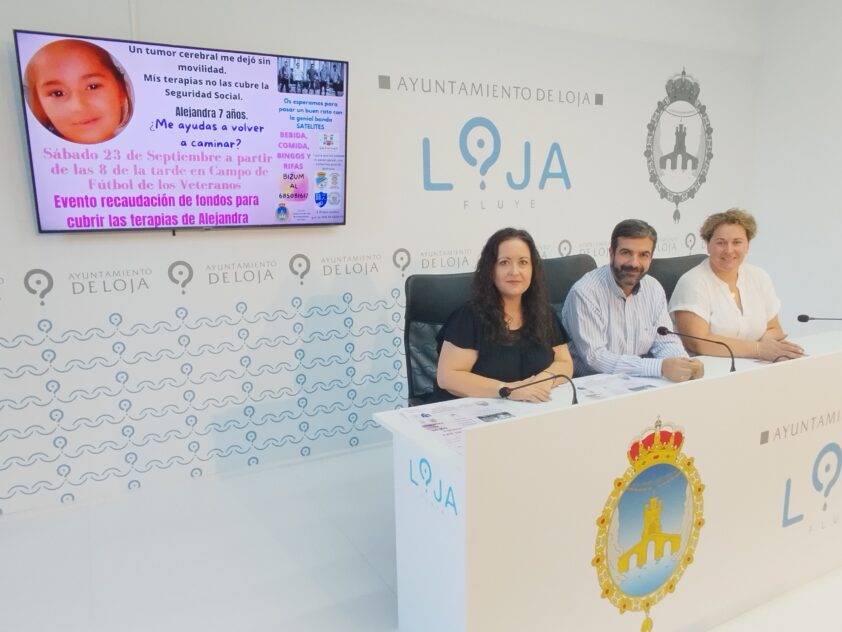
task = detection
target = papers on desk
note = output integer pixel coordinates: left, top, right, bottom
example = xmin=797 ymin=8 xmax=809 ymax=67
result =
xmin=400 ymin=399 xmax=514 ymax=453
xmin=397 ymin=374 xmax=668 ymax=451
xmin=574 ymin=373 xmax=658 ymax=401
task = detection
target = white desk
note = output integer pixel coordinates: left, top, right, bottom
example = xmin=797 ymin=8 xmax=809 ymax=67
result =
xmin=376 ymin=332 xmax=842 ymax=632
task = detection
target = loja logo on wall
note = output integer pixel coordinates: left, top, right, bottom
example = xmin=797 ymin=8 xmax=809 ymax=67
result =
xmin=537 ymin=239 xmax=573 ymax=260
xmin=392 ymin=248 xmax=411 ymax=277
xmin=592 ymin=418 xmax=704 ymax=631
xmin=68 ymin=269 xmax=152 ymax=296
xmin=289 ymin=251 xmax=380 ymax=282
xmin=167 ymin=261 xmax=194 ymax=294
xmin=289 ymin=254 xmax=311 ymax=285
xmin=321 ymin=254 xmax=381 ymax=277
xmin=558 ymin=240 xmax=573 ymax=257
xmin=423 ymin=116 xmax=571 ymax=193
xmin=23 ymin=269 xmax=54 ymax=305
xmin=206 ymin=260 xmax=277 ymax=286
xmin=644 ymin=69 xmax=713 ymax=223
xmin=393 ymin=246 xmax=473 ymax=274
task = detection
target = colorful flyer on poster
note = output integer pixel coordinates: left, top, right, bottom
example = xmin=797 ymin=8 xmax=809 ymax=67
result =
xmin=14 ymin=30 xmax=348 ymax=232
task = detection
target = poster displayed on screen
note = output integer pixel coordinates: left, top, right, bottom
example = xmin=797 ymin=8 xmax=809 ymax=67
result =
xmin=14 ymin=30 xmax=348 ymax=232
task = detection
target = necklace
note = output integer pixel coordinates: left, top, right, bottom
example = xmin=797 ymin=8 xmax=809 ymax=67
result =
xmin=504 ymin=313 xmax=522 ymax=329
xmin=727 ymin=282 xmax=739 ymax=299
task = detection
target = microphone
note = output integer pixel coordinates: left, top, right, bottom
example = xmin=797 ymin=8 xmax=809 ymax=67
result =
xmin=657 ymin=326 xmax=736 ymax=372
xmin=499 ymin=373 xmax=578 ymax=404
xmin=797 ymin=314 xmax=842 ymax=322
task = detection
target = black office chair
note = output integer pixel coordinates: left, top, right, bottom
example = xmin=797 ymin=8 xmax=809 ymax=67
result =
xmin=647 ymin=254 xmax=707 ymax=301
xmin=543 ymin=254 xmax=597 ymax=307
xmin=404 ymin=271 xmax=474 ymax=406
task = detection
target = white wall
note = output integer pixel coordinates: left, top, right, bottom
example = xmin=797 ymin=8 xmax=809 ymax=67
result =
xmin=752 ymin=0 xmax=842 ymax=330
xmin=396 ymin=0 xmax=764 ymax=54
xmin=0 ymin=0 xmax=772 ymax=515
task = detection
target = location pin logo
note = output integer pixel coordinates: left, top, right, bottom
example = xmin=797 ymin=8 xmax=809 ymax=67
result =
xmin=813 ymin=442 xmax=842 ymax=511
xmin=392 ymin=248 xmax=411 ymax=276
xmin=459 ymin=117 xmax=501 ymax=191
xmin=558 ymin=240 xmax=573 ymax=257
xmin=289 ymin=254 xmax=310 ymax=285
xmin=168 ymin=261 xmax=194 ymax=294
xmin=24 ymin=269 xmax=54 ymax=305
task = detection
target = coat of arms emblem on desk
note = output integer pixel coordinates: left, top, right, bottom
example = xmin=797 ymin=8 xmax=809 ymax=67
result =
xmin=592 ymin=418 xmax=705 ymax=631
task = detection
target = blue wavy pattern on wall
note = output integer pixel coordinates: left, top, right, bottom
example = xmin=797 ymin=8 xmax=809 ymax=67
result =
xmin=0 ymin=290 xmax=406 ymax=514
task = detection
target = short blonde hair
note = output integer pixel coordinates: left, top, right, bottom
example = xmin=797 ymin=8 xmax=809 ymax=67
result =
xmin=700 ymin=208 xmax=757 ymax=242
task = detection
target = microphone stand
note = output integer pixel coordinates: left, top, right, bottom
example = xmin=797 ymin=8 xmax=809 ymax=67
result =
xmin=657 ymin=326 xmax=735 ymax=372
xmin=499 ymin=373 xmax=578 ymax=405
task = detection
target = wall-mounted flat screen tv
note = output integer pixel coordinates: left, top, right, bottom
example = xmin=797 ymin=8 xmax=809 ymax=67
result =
xmin=14 ymin=30 xmax=348 ymax=232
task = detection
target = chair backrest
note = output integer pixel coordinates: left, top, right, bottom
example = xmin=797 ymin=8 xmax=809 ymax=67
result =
xmin=647 ymin=254 xmax=708 ymax=302
xmin=404 ymin=271 xmax=474 ymax=406
xmin=543 ymin=254 xmax=598 ymax=307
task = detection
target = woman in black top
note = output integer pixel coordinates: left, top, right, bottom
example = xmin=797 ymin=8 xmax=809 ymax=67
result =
xmin=435 ymin=227 xmax=574 ymax=402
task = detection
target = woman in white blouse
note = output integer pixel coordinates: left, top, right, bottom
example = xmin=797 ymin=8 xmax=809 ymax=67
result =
xmin=669 ymin=208 xmax=804 ymax=361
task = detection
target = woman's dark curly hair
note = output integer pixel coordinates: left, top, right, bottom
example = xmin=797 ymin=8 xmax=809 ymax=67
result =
xmin=471 ymin=227 xmax=555 ymax=346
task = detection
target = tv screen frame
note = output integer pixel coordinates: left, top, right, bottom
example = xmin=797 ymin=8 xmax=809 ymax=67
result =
xmin=14 ymin=29 xmax=349 ymax=233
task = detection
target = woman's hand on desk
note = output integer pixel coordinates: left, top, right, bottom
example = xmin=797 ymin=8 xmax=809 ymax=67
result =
xmin=503 ymin=376 xmax=553 ymax=403
xmin=758 ymin=331 xmax=804 ymax=361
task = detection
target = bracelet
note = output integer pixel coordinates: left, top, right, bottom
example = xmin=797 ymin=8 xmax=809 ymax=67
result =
xmin=755 ymin=341 xmax=760 ymax=358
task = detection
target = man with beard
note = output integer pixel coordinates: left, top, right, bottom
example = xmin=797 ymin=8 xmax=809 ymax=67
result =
xmin=561 ymin=219 xmax=704 ymax=381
